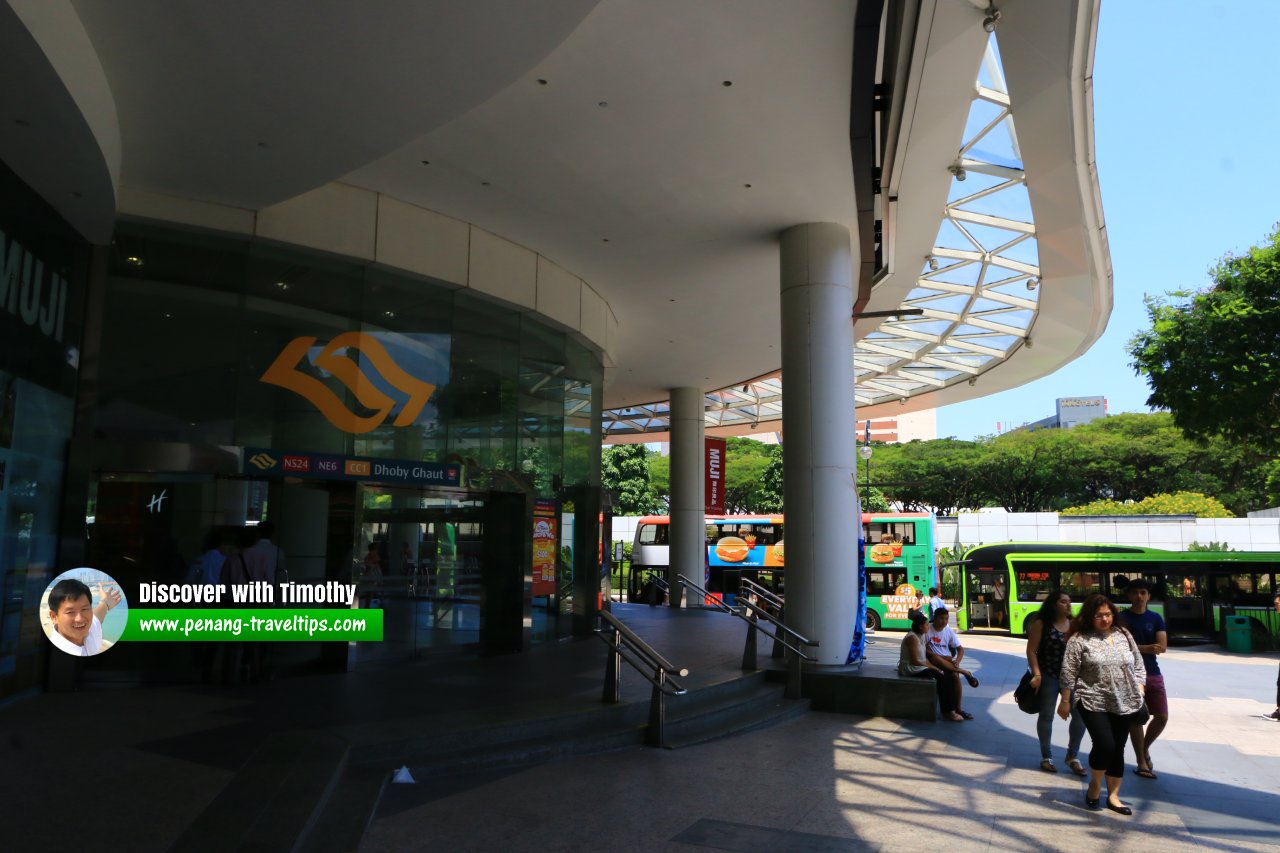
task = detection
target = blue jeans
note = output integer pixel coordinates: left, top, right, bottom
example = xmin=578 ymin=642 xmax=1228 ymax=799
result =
xmin=1038 ymin=673 xmax=1086 ymax=761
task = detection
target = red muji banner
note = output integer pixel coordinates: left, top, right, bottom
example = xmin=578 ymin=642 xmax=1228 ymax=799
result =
xmin=705 ymin=437 xmax=726 ymax=514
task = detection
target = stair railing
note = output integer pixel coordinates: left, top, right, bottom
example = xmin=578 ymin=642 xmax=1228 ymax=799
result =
xmin=596 ymin=609 xmax=688 ymax=748
xmin=677 ymin=574 xmax=818 ymax=700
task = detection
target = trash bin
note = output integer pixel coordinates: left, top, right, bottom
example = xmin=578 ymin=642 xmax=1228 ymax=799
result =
xmin=1224 ymin=615 xmax=1252 ymax=653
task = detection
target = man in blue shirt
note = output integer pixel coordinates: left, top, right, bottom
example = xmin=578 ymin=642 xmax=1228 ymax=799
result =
xmin=1120 ymin=578 xmax=1167 ymax=779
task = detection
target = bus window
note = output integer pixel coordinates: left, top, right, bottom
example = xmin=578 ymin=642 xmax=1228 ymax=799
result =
xmin=638 ymin=523 xmax=668 ymax=545
xmin=866 ymin=571 xmax=905 ymax=595
xmin=1015 ymin=570 xmax=1053 ymax=603
xmin=1061 ymin=569 xmax=1100 ymax=599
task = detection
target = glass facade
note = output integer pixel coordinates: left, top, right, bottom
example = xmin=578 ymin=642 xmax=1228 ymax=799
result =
xmin=0 ymin=214 xmax=605 ymax=693
xmin=0 ymin=159 xmax=90 ymax=699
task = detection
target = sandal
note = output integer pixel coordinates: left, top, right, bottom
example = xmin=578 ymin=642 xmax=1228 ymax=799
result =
xmin=945 ymin=711 xmax=965 ymax=722
xmin=964 ymin=673 xmax=980 ymax=688
xmin=1039 ymin=759 xmax=1057 ymax=774
xmin=1134 ymin=767 xmax=1157 ymax=780
xmin=958 ymin=710 xmax=975 ymax=720
xmin=1067 ymin=758 xmax=1087 ymax=777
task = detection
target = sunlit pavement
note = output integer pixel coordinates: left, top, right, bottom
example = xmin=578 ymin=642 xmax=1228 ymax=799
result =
xmin=364 ymin=635 xmax=1280 ymax=852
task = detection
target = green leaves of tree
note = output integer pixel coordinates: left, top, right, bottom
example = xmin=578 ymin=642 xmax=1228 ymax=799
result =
xmin=1128 ymin=225 xmax=1280 ymax=454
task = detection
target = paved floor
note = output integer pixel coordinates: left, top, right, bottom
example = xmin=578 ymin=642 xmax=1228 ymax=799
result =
xmin=2 ymin=607 xmax=1278 ymax=852
xmin=364 ymin=634 xmax=1280 ymax=853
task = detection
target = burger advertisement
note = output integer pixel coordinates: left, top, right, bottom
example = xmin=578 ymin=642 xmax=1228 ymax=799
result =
xmin=709 ymin=534 xmax=784 ymax=568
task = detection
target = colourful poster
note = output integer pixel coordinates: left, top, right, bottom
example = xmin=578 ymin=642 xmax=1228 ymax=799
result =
xmin=532 ymin=499 xmax=558 ymax=596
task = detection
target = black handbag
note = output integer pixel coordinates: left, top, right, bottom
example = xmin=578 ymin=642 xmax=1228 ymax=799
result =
xmin=1130 ymin=701 xmax=1151 ymax=726
xmin=1013 ymin=670 xmax=1040 ymax=714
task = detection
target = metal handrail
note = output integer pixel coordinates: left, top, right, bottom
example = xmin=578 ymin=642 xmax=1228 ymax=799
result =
xmin=596 ymin=609 xmax=688 ymax=748
xmin=739 ymin=577 xmax=784 ymax=611
xmin=678 ymin=574 xmax=818 ymax=700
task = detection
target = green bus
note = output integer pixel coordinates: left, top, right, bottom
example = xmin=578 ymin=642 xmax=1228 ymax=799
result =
xmin=956 ymin=542 xmax=1280 ymax=646
xmin=862 ymin=512 xmax=938 ymax=632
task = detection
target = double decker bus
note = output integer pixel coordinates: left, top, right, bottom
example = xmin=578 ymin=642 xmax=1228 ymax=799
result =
xmin=629 ymin=512 xmax=938 ymax=628
xmin=956 ymin=542 xmax=1280 ymax=646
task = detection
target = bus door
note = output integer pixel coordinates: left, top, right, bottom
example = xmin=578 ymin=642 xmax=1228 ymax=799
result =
xmin=965 ymin=566 xmax=999 ymax=630
xmin=1163 ymin=572 xmax=1213 ymax=638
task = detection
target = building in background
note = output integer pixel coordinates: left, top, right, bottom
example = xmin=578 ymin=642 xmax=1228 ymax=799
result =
xmin=1004 ymin=396 xmax=1107 ymax=434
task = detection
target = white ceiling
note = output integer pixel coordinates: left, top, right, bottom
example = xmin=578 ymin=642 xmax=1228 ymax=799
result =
xmin=7 ymin=0 xmax=1108 ymax=422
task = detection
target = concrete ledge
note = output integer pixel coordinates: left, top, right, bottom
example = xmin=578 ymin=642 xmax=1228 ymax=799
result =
xmin=769 ymin=662 xmax=937 ymax=721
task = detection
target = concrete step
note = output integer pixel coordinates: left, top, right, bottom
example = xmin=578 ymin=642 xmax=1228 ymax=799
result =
xmin=171 ymin=730 xmax=350 ymax=853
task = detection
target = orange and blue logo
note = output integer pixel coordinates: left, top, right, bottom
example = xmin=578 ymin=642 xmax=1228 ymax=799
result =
xmin=260 ymin=332 xmax=435 ymax=434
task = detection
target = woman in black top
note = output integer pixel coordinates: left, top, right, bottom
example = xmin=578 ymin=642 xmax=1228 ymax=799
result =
xmin=1025 ymin=590 xmax=1087 ymax=774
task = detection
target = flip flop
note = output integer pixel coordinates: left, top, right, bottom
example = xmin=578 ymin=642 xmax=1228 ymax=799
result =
xmin=1134 ymin=768 xmax=1157 ymax=780
xmin=964 ymin=673 xmax=980 ymax=688
xmin=958 ymin=710 xmax=975 ymax=720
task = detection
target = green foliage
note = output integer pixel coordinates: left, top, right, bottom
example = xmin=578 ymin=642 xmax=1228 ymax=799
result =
xmin=1186 ymin=541 xmax=1238 ymax=552
xmin=974 ymin=429 xmax=1089 ymax=512
xmin=860 ymin=486 xmax=891 ymax=513
xmin=646 ymin=452 xmax=669 ymax=509
xmin=1061 ymin=491 xmax=1233 ymax=518
xmin=601 ymin=444 xmax=659 ymax=515
xmin=934 ymin=546 xmax=971 ymax=601
xmin=722 ymin=437 xmax=775 ymax=513
xmin=874 ymin=438 xmax=985 ymax=514
xmin=1128 ymin=225 xmax=1280 ymax=454
xmin=757 ymin=445 xmax=785 ymax=512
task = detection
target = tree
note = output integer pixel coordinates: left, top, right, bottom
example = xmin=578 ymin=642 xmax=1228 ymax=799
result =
xmin=601 ymin=444 xmax=659 ymax=515
xmin=1128 ymin=225 xmax=1280 ymax=454
xmin=974 ymin=429 xmax=1089 ymax=512
xmin=722 ymin=437 xmax=774 ymax=513
xmin=860 ymin=486 xmax=891 ymax=513
xmin=757 ymin=445 xmax=785 ymax=512
xmin=874 ymin=438 xmax=987 ymax=514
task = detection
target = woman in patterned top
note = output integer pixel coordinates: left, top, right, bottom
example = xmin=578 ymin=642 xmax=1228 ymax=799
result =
xmin=1026 ymin=590 xmax=1087 ymax=775
xmin=1059 ymin=593 xmax=1147 ymax=816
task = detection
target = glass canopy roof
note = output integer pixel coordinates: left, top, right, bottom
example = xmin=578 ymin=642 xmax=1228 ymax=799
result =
xmin=603 ymin=36 xmax=1037 ymax=438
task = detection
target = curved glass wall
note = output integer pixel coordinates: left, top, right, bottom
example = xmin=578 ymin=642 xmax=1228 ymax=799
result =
xmin=79 ymin=222 xmax=602 ymax=677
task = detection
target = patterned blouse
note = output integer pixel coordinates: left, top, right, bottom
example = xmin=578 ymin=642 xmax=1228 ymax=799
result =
xmin=1060 ymin=629 xmax=1147 ymax=715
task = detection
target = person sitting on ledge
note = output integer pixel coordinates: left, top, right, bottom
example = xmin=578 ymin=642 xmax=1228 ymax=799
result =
xmin=899 ymin=612 xmax=964 ymax=722
xmin=924 ymin=607 xmax=980 ymax=720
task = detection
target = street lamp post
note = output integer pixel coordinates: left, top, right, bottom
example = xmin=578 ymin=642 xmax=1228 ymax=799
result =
xmin=859 ymin=444 xmax=872 ymax=492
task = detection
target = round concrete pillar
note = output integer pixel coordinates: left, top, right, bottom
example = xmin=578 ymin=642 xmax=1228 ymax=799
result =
xmin=668 ymin=386 xmax=705 ymax=607
xmin=779 ymin=222 xmax=859 ymax=665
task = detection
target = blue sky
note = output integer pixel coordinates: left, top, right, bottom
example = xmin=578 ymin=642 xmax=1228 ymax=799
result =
xmin=936 ymin=1 xmax=1280 ymax=440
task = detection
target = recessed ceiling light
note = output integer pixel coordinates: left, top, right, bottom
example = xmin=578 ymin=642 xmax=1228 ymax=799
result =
xmin=420 ymin=159 xmax=430 ymax=166
xmin=536 ymin=78 xmax=548 ymax=86
xmin=385 ymin=311 xmax=395 ymax=318
xmin=257 ymin=141 xmax=270 ymax=149
xmin=276 ymin=281 xmax=289 ymax=290
xmin=480 ymin=181 xmax=490 ymax=187
xmin=597 ymin=101 xmax=608 ymax=108
xmin=126 ymin=256 xmax=142 ymax=265
xmin=601 ymin=238 xmax=609 ymax=243
xmin=164 ymin=313 xmax=172 ymax=319
xmin=722 ymin=81 xmax=733 ymax=87
xmin=744 ymin=183 xmax=752 ymax=189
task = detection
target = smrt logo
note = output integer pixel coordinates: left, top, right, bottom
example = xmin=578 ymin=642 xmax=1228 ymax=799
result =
xmin=344 ymin=460 xmax=371 ymax=477
xmin=282 ymin=456 xmax=311 ymax=472
xmin=248 ymin=452 xmax=278 ymax=470
xmin=259 ymin=332 xmax=435 ymax=434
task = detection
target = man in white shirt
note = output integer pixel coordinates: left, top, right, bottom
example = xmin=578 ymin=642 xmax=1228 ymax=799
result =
xmin=47 ymin=579 xmax=121 ymax=657
xmin=240 ymin=521 xmax=285 ymax=586
xmin=925 ymin=608 xmax=980 ymax=719
xmin=928 ymin=587 xmax=946 ymax=615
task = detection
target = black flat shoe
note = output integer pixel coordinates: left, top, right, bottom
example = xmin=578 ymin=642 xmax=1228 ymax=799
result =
xmin=1085 ymin=795 xmax=1101 ymax=810
xmin=1106 ymin=802 xmax=1132 ymax=816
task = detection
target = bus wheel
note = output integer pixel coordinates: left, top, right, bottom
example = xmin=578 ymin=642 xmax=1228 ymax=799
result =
xmin=866 ymin=610 xmax=880 ymax=632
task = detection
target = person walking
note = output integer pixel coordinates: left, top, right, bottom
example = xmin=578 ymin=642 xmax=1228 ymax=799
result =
xmin=899 ymin=612 xmax=964 ymax=722
xmin=1118 ymin=579 xmax=1168 ymax=777
xmin=1026 ymin=590 xmax=1088 ymax=775
xmin=1270 ymin=593 xmax=1280 ymax=721
xmin=1059 ymin=593 xmax=1147 ymax=816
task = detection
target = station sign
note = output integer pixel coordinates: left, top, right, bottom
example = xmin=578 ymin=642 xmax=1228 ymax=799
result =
xmin=243 ymin=447 xmax=460 ymax=487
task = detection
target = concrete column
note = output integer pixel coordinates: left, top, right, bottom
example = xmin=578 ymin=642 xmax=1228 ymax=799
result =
xmin=779 ymin=223 xmax=859 ymax=665
xmin=668 ymin=386 xmax=705 ymax=607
